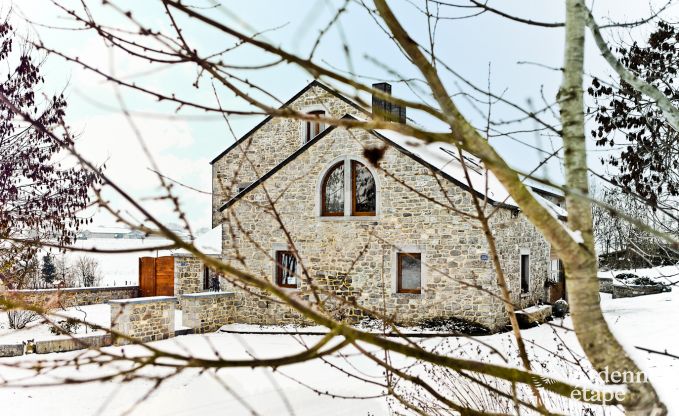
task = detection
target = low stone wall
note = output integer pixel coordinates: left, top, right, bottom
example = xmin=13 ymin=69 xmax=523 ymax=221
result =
xmin=34 ymin=334 xmax=111 ymax=354
xmin=109 ymin=296 xmax=175 ymax=345
xmin=181 ymin=292 xmax=235 ymax=333
xmin=612 ymin=285 xmax=668 ymax=299
xmin=3 ymin=286 xmax=139 ymax=308
xmin=0 ymin=343 xmax=24 ymax=357
xmin=516 ymin=304 xmax=552 ymax=328
xmin=598 ymin=277 xmax=614 ymax=294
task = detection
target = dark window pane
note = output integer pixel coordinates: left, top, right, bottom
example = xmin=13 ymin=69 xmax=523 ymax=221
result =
xmin=399 ymin=253 xmax=421 ymax=292
xmin=323 ymin=163 xmax=344 ymax=215
xmin=353 ymin=162 xmax=376 ymax=214
xmin=521 ymin=254 xmax=529 ymax=293
xmin=305 ymin=111 xmax=325 ymax=143
xmin=277 ymin=251 xmax=297 ymax=287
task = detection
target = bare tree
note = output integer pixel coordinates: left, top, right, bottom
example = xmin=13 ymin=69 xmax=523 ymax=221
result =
xmin=72 ymin=256 xmax=102 ymax=288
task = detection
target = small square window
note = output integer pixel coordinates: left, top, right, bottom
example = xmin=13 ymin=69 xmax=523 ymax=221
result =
xmin=276 ymin=251 xmax=298 ymax=288
xmin=397 ymin=253 xmax=421 ymax=294
xmin=520 ymin=254 xmax=530 ymax=293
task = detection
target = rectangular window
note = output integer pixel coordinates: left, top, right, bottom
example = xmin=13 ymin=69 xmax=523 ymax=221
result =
xmin=305 ymin=110 xmax=325 ymax=143
xmin=520 ymin=254 xmax=530 ymax=293
xmin=397 ymin=253 xmax=421 ymax=294
xmin=202 ymin=266 xmax=210 ymax=290
xmin=276 ymin=251 xmax=298 ymax=288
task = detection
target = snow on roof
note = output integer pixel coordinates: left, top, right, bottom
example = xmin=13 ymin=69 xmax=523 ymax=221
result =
xmin=177 ymin=226 xmax=222 ymax=256
xmin=532 ymin=191 xmax=568 ymax=219
xmin=522 ymin=176 xmax=565 ymax=197
xmin=374 ymin=128 xmax=568 ymax=218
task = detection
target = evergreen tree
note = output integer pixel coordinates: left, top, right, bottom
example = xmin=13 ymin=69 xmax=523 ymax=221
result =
xmin=41 ymin=253 xmax=56 ymax=285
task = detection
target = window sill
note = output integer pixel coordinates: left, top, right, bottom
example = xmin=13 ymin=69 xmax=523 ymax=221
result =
xmin=394 ymin=292 xmax=423 ymax=298
xmin=276 ymin=285 xmax=301 ymax=293
xmin=318 ymin=216 xmax=379 ymax=222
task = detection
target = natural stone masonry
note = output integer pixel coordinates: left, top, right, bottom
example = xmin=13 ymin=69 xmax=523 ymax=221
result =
xmin=174 ymin=254 xmax=203 ymax=301
xmin=515 ymin=305 xmax=552 ymax=328
xmin=109 ymin=296 xmax=176 ymax=345
xmin=3 ymin=286 xmax=139 ymax=308
xmin=0 ymin=343 xmax=24 ymax=357
xmin=180 ymin=292 xmax=236 ymax=333
xmin=612 ymin=285 xmax=668 ymax=299
xmin=598 ymin=277 xmax=614 ymax=294
xmin=34 ymin=334 xmax=112 ymax=354
xmin=212 ymin=84 xmax=366 ymax=227
xmin=173 ymin=254 xmax=222 ymax=308
xmin=211 ymin=84 xmax=555 ymax=332
xmin=217 ymin=126 xmax=551 ymax=331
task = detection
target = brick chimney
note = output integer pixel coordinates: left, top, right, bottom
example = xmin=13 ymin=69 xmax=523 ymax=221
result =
xmin=372 ymin=82 xmax=406 ymax=123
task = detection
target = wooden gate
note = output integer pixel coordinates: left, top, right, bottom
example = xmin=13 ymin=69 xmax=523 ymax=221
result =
xmin=138 ymin=256 xmax=175 ymax=297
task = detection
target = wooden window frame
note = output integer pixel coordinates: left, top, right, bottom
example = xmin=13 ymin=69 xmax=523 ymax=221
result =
xmin=321 ymin=161 xmax=345 ymax=216
xmin=275 ymin=250 xmax=298 ymax=288
xmin=305 ymin=110 xmax=325 ymax=143
xmin=397 ymin=252 xmax=422 ymax=294
xmin=520 ymin=254 xmax=530 ymax=293
xmin=351 ymin=161 xmax=376 ymax=216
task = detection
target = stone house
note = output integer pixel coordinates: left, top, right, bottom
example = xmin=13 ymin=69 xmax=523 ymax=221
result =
xmin=208 ymin=81 xmax=566 ymax=331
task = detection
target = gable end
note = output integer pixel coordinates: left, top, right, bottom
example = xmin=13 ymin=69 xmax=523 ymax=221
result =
xmin=209 ymin=81 xmax=368 ymax=165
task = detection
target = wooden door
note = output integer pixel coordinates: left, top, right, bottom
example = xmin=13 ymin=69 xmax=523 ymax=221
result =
xmin=139 ymin=257 xmax=156 ymax=297
xmin=155 ymin=256 xmax=175 ymax=296
xmin=549 ymin=260 xmax=567 ymax=303
xmin=138 ymin=256 xmax=174 ymax=297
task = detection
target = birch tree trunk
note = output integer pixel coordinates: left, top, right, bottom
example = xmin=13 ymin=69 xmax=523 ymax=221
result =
xmin=559 ymin=1 xmax=666 ymax=414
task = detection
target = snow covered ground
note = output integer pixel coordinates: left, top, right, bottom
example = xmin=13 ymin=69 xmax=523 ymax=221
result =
xmin=0 ymin=304 xmax=111 ymax=344
xmin=0 ymin=305 xmax=187 ymax=344
xmin=0 ymin=267 xmax=676 ymax=415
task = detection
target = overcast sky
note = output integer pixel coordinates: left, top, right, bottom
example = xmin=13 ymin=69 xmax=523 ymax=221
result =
xmin=11 ymin=0 xmax=677 ymax=233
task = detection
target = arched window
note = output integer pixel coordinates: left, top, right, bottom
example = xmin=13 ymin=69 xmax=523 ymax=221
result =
xmin=321 ymin=162 xmax=344 ymax=216
xmin=352 ymin=161 xmax=376 ymax=215
xmin=320 ymin=159 xmax=377 ymax=217
xmin=305 ymin=110 xmax=325 ymax=143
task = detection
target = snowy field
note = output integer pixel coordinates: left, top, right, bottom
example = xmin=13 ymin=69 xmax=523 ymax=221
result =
xmin=0 ymin=266 xmax=676 ymax=415
xmin=0 ymin=305 xmax=187 ymax=344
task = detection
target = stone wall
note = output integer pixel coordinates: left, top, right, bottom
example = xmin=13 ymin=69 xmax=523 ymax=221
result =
xmin=3 ymin=286 xmax=138 ymax=308
xmin=174 ymin=255 xmax=203 ymax=299
xmin=173 ymin=254 xmax=224 ymax=308
xmin=612 ymin=285 xmax=668 ymax=299
xmin=0 ymin=343 xmax=24 ymax=357
xmin=180 ymin=292 xmax=236 ymax=333
xmin=34 ymin=334 xmax=112 ymax=354
xmin=599 ymin=277 xmax=614 ymax=294
xmin=212 ymin=83 xmax=366 ymax=227
xmin=109 ymin=296 xmax=175 ymax=345
xmin=217 ymin=124 xmax=552 ymax=331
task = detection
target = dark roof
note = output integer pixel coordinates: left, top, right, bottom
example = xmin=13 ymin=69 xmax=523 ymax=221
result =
xmin=217 ymin=114 xmax=517 ymax=212
xmin=210 ymin=80 xmax=369 ymax=165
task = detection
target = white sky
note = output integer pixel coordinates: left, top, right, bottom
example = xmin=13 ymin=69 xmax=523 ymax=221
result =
xmin=10 ymin=0 xmax=678 ymax=232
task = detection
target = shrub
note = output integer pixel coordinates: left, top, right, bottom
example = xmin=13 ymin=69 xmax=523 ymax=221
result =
xmin=7 ymin=310 xmax=39 ymax=329
xmin=48 ymin=317 xmax=82 ymax=335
